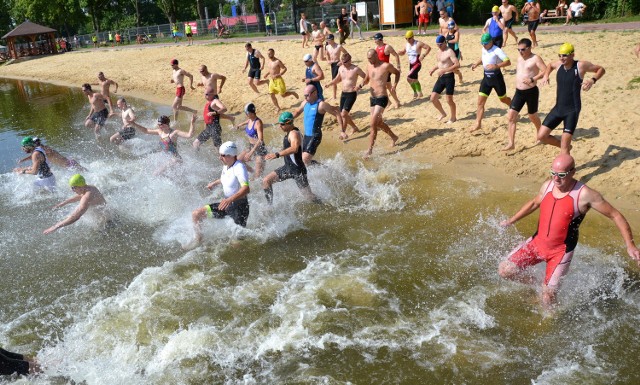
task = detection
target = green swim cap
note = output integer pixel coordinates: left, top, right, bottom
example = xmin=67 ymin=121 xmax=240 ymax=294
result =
xmin=21 ymin=136 xmax=35 ymax=147
xmin=481 ymin=33 xmax=492 ymax=45
xmin=278 ymin=111 xmax=294 ymax=124
xmin=68 ymin=174 xmax=86 ymax=188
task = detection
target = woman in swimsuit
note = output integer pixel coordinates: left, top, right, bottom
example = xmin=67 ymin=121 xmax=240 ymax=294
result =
xmin=235 ymin=103 xmax=266 ymax=179
xmin=17 ymin=137 xmax=86 ymax=171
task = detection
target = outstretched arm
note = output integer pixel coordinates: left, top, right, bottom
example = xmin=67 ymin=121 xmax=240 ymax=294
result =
xmin=53 ymin=194 xmax=82 ymax=209
xmin=43 ymin=195 xmax=92 ymax=234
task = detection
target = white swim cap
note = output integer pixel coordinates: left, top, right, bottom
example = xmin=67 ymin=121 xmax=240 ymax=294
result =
xmin=219 ymin=141 xmax=238 ymax=156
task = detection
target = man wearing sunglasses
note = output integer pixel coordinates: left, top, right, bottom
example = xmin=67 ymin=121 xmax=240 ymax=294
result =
xmin=499 ymin=154 xmax=640 ymax=308
xmin=537 ymin=42 xmax=605 ymax=154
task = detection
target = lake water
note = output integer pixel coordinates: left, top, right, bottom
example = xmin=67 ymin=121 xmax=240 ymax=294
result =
xmin=0 ymin=78 xmax=639 ymax=384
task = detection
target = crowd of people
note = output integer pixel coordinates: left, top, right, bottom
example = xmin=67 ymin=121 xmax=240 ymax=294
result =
xmin=6 ymin=8 xmax=640 ymax=377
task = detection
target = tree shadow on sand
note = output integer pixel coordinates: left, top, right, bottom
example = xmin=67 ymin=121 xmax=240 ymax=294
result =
xmin=577 ymin=145 xmax=640 ymax=183
xmin=383 ymin=128 xmax=455 ymax=155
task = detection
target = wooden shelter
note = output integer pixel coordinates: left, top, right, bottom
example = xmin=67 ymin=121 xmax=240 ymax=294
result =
xmin=1 ymin=20 xmax=58 ymax=60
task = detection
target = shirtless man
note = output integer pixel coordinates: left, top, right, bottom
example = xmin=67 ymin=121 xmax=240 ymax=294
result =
xmin=537 ymin=43 xmax=605 ymax=154
xmin=522 ymin=0 xmax=541 ymax=47
xmin=44 ymin=174 xmax=110 ymax=234
xmin=373 ymin=33 xmax=402 ymax=108
xmin=310 ymin=23 xmax=326 ymax=62
xmin=325 ymin=34 xmax=349 ymax=101
xmin=499 ymin=0 xmax=519 ymax=47
xmin=243 ymin=43 xmax=266 ymax=94
xmin=325 ymin=52 xmax=366 ymax=137
xmin=82 ymin=83 xmax=109 ymax=138
xmin=438 ymin=10 xmax=456 ymax=36
xmin=429 ymin=35 xmax=460 ymax=123
xmin=503 ymin=38 xmax=546 ymax=151
xmin=361 ymin=49 xmax=400 ymax=158
xmin=110 ymin=97 xmax=137 ymax=145
xmin=196 ymin=65 xmax=234 ymax=123
xmin=169 ymin=58 xmax=197 ymax=121
xmin=95 ymin=72 xmax=118 ymax=116
xmin=415 ymin=0 xmax=433 ymax=36
xmin=262 ymin=48 xmax=299 ymax=112
xmin=320 ymin=21 xmax=333 ymax=37
xmin=398 ymin=30 xmax=431 ymax=99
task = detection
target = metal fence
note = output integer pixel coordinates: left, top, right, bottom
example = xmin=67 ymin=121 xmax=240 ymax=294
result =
xmin=66 ymin=2 xmax=380 ymax=49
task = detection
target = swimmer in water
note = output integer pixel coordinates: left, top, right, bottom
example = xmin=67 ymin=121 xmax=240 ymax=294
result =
xmin=17 ymin=136 xmax=85 ymax=170
xmin=235 ymin=102 xmax=267 ymax=179
xmin=43 ymin=174 xmax=110 ymax=234
xmin=14 ymin=136 xmax=56 ymax=191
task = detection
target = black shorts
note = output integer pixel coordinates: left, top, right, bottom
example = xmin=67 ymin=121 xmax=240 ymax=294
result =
xmin=505 ymin=18 xmax=515 ymax=29
xmin=301 ymin=31 xmax=307 ymax=36
xmin=248 ymin=68 xmax=261 ymax=79
xmin=492 ymin=35 xmax=503 ymax=48
xmin=303 ymin=134 xmax=322 ymax=155
xmin=528 ymin=19 xmax=540 ymax=32
xmin=370 ymin=95 xmax=389 ymax=108
xmin=91 ymin=108 xmax=109 ymax=126
xmin=315 ymin=45 xmax=322 ymax=51
xmin=432 ymin=72 xmax=456 ymax=95
xmin=119 ymin=126 xmax=136 ymax=140
xmin=275 ymin=164 xmax=309 ymax=188
xmin=206 ymin=197 xmax=249 ymax=227
xmin=408 ymin=61 xmax=422 ymax=80
xmin=479 ymin=71 xmax=507 ymax=98
xmin=510 ymin=87 xmax=539 ymax=114
xmin=186 ymin=33 xmax=193 ymax=37
xmin=340 ymin=91 xmax=358 ymax=112
xmin=542 ymin=106 xmax=581 ymax=135
xmin=198 ymin=121 xmax=222 ymax=147
xmin=331 ymin=62 xmax=340 ymax=79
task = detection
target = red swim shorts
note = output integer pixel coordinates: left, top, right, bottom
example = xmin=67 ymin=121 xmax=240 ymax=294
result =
xmin=176 ymin=86 xmax=186 ymax=98
xmin=419 ymin=14 xmax=429 ymax=24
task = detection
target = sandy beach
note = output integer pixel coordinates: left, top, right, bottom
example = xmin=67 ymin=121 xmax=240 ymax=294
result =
xmin=2 ymin=25 xmax=640 ymax=209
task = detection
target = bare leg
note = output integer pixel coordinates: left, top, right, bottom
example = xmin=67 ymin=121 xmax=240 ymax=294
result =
xmin=341 ymin=110 xmax=359 ymax=133
xmin=247 ymin=77 xmax=259 ymax=94
xmin=386 ymin=82 xmax=401 ymax=108
xmin=446 ymin=95 xmax=457 ymax=122
xmin=430 ymin=93 xmax=447 ymax=121
xmin=560 ymin=132 xmax=573 ymax=155
xmin=269 ymin=93 xmax=281 ymax=112
xmin=110 ymin=132 xmax=124 ymax=145
xmin=470 ymin=95 xmax=488 ymax=132
xmin=365 ymin=106 xmax=379 ymax=158
xmin=455 ymin=69 xmax=463 ymax=83
xmin=498 ymin=260 xmax=536 ymax=285
xmin=499 ymin=96 xmax=512 ymax=107
xmin=106 ymin=96 xmax=115 ymax=116
xmin=283 ymin=91 xmax=299 ymax=99
xmin=529 ymin=113 xmax=542 ymax=143
xmin=302 ymin=151 xmax=313 ymax=165
xmin=254 ymin=155 xmax=265 ymax=179
xmin=537 ymin=125 xmax=561 ymax=148
xmin=186 ymin=207 xmax=208 ymax=248
xmin=503 ymin=108 xmax=518 ymax=151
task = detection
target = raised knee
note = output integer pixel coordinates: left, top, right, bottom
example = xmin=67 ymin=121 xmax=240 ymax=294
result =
xmin=498 ymin=261 xmax=518 ymax=279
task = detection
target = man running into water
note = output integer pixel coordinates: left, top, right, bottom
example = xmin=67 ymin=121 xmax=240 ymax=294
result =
xmin=196 ymin=65 xmax=234 ymax=123
xmin=499 ymin=154 xmax=640 ymax=309
xmin=429 ymin=35 xmax=460 ymax=123
xmin=522 ymin=0 xmax=541 ymax=47
xmin=503 ymin=38 xmax=546 ymax=151
xmin=293 ymin=84 xmax=345 ymax=165
xmin=325 ymin=34 xmax=349 ymax=101
xmin=361 ymin=49 xmax=400 ymax=158
xmin=243 ymin=43 xmax=265 ymax=94
xmin=500 ymin=0 xmax=519 ymax=47
xmin=373 ymin=33 xmax=402 ymax=108
xmin=169 ymin=59 xmax=197 ymax=121
xmin=262 ymin=111 xmax=320 ymax=204
xmin=14 ymin=136 xmax=56 ymax=191
xmin=95 ymin=72 xmax=118 ymax=116
xmin=470 ymin=33 xmax=512 ymax=132
xmin=537 ymin=43 xmax=605 ymax=154
xmin=43 ymin=174 xmax=111 ymax=234
xmin=325 ymin=52 xmax=366 ymax=137
xmin=302 ymin=53 xmax=325 ymax=100
xmin=398 ymin=30 xmax=431 ymax=99
xmin=188 ymin=141 xmax=250 ymax=248
xmin=193 ymin=86 xmax=227 ymax=151
xmin=262 ymin=48 xmax=299 ymax=112
xmin=415 ymin=0 xmax=432 ymax=36
xmin=110 ymin=97 xmax=137 ymax=145
xmin=82 ymin=83 xmax=109 ymax=138
xmin=17 ymin=136 xmax=84 ymax=170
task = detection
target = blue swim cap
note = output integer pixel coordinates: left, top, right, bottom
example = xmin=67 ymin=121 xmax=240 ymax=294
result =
xmin=435 ymin=35 xmax=446 ymax=44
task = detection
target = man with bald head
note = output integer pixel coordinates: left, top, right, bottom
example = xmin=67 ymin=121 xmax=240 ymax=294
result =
xmin=499 ymin=154 xmax=640 ymax=308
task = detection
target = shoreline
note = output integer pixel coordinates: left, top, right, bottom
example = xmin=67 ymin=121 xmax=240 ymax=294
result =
xmin=1 ymin=26 xmax=639 ymax=217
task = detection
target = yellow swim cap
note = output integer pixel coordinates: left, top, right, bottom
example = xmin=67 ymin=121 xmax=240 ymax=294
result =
xmin=405 ymin=30 xmax=414 ymax=39
xmin=492 ymin=5 xmax=500 ymax=12
xmin=558 ymin=43 xmax=574 ymax=55
xmin=68 ymin=174 xmax=86 ymax=187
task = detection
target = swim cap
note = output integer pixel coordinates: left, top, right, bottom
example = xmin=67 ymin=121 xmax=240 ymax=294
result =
xmin=244 ymin=103 xmax=256 ymax=114
xmin=219 ymin=141 xmax=238 ymax=156
xmin=21 ymin=136 xmax=36 ymax=147
xmin=405 ymin=30 xmax=414 ymax=39
xmin=302 ymin=53 xmax=313 ymax=62
xmin=278 ymin=111 xmax=294 ymax=124
xmin=448 ymin=21 xmax=456 ymax=28
xmin=492 ymin=5 xmax=500 ymax=12
xmin=373 ymin=32 xmax=384 ymax=41
xmin=327 ymin=34 xmax=335 ymax=40
xmin=157 ymin=115 xmax=170 ymax=125
xmin=170 ymin=58 xmax=178 ymax=65
xmin=435 ymin=35 xmax=446 ymax=44
xmin=481 ymin=33 xmax=492 ymax=45
xmin=68 ymin=174 xmax=86 ymax=187
xmin=558 ymin=42 xmax=574 ymax=55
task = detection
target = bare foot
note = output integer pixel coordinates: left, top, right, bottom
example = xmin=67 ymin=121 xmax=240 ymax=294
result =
xmin=339 ymin=132 xmax=348 ymax=140
xmin=390 ymin=134 xmax=398 ymax=147
xmin=437 ymin=114 xmax=447 ymax=121
xmin=348 ymin=127 xmax=360 ymax=135
xmin=501 ymin=143 xmax=515 ymax=151
xmin=363 ymin=149 xmax=372 ymax=159
xmin=469 ymin=124 xmax=482 ymax=132
xmin=108 ymin=111 xmax=115 ymax=118
xmin=413 ymin=93 xmax=418 ymax=100
xmin=417 ymin=92 xmax=423 ymax=98
xmin=446 ymin=119 xmax=456 ymax=124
